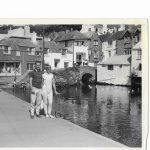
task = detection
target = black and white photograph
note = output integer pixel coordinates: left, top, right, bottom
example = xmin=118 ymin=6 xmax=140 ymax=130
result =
xmin=0 ymin=21 xmax=147 ymax=149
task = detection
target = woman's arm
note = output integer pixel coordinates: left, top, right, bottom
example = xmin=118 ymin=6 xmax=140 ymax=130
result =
xmin=52 ymin=75 xmax=59 ymax=95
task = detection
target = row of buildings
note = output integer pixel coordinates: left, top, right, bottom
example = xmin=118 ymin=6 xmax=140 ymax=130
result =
xmin=0 ymin=24 xmax=141 ymax=86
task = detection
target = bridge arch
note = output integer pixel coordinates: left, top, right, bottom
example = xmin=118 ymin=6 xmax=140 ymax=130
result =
xmin=79 ymin=66 xmax=96 ymax=84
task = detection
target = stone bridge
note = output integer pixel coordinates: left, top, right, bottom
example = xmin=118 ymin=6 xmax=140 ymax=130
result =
xmin=78 ymin=66 xmax=96 ymax=83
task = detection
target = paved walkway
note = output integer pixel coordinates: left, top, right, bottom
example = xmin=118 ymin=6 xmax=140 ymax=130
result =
xmin=0 ymin=89 xmax=127 ymax=147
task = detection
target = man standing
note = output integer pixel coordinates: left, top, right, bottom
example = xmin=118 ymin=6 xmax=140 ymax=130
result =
xmin=29 ymin=61 xmax=43 ymax=119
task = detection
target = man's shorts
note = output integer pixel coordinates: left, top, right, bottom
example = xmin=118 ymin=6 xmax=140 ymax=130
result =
xmin=31 ymin=87 xmax=43 ymax=95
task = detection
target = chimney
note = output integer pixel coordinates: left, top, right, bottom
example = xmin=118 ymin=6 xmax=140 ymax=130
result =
xmin=118 ymin=24 xmax=125 ymax=31
xmin=24 ymin=25 xmax=30 ymax=37
xmin=65 ymin=29 xmax=70 ymax=33
xmin=31 ymin=32 xmax=37 ymax=44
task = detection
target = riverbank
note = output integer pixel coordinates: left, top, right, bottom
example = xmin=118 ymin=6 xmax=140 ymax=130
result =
xmin=0 ymin=90 xmax=127 ymax=147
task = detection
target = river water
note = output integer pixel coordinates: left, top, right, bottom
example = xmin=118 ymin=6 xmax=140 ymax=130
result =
xmin=2 ymin=84 xmax=141 ymax=147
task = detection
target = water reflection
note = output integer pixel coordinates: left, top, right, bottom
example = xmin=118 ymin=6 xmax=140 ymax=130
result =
xmin=2 ymin=84 xmax=141 ymax=147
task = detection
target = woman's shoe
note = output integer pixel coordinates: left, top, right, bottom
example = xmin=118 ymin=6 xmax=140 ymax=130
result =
xmin=45 ymin=114 xmax=49 ymax=118
xmin=49 ymin=114 xmax=55 ymax=119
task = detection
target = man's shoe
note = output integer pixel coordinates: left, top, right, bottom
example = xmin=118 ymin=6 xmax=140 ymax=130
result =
xmin=36 ymin=114 xmax=42 ymax=118
xmin=30 ymin=114 xmax=34 ymax=119
xmin=45 ymin=114 xmax=49 ymax=118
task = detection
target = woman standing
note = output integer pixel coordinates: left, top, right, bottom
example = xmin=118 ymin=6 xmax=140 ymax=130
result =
xmin=42 ymin=65 xmax=60 ymax=118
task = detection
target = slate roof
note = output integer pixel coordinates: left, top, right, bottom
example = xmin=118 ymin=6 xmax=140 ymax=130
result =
xmin=0 ymin=37 xmax=36 ymax=50
xmin=98 ymin=55 xmax=131 ymax=65
xmin=37 ymin=41 xmax=72 ymax=54
xmin=99 ymin=30 xmax=131 ymax=42
xmin=55 ymin=30 xmax=89 ymax=42
xmin=99 ymin=33 xmax=111 ymax=42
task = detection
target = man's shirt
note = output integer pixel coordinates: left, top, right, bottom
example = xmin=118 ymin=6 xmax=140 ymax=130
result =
xmin=29 ymin=69 xmax=43 ymax=89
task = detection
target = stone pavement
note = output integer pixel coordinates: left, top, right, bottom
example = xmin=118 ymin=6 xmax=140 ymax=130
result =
xmin=0 ymin=89 xmax=128 ymax=148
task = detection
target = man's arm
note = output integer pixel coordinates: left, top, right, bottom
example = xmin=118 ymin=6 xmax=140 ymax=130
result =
xmin=29 ymin=77 xmax=33 ymax=88
xmin=29 ymin=72 xmax=34 ymax=93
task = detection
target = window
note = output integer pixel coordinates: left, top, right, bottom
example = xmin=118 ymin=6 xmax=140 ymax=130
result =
xmin=36 ymin=51 xmax=41 ymax=56
xmin=108 ymin=51 xmax=111 ymax=57
xmin=102 ymin=64 xmax=106 ymax=67
xmin=0 ymin=45 xmax=3 ymax=49
xmin=27 ymin=63 xmax=34 ymax=70
xmin=108 ymin=41 xmax=113 ymax=46
xmin=65 ymin=41 xmax=68 ymax=47
xmin=64 ymin=62 xmax=69 ymax=68
xmin=88 ymin=55 xmax=91 ymax=60
xmin=62 ymin=49 xmax=67 ymax=55
xmin=135 ymin=35 xmax=140 ymax=43
xmin=137 ymin=50 xmax=142 ymax=59
xmin=107 ymin=65 xmax=113 ymax=70
xmin=139 ymin=63 xmax=142 ymax=71
xmin=124 ymin=48 xmax=131 ymax=55
xmin=74 ymin=41 xmax=85 ymax=46
xmin=3 ymin=46 xmax=11 ymax=54
xmin=16 ymin=50 xmax=20 ymax=56
xmin=94 ymin=40 xmax=98 ymax=46
xmin=94 ymin=51 xmax=99 ymax=58
xmin=54 ymin=59 xmax=60 ymax=68
xmin=28 ymin=48 xmax=35 ymax=55
xmin=44 ymin=48 xmax=49 ymax=54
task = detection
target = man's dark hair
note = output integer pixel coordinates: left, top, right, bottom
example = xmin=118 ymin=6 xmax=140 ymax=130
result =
xmin=35 ymin=60 xmax=41 ymax=65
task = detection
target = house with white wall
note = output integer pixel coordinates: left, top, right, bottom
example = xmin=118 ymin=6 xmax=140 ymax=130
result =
xmin=55 ymin=30 xmax=90 ymax=66
xmin=38 ymin=41 xmax=73 ymax=70
xmin=97 ymin=55 xmax=131 ymax=86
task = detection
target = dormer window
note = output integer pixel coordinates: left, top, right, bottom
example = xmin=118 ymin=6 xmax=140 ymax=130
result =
xmin=62 ymin=49 xmax=67 ymax=55
xmin=28 ymin=47 xmax=35 ymax=55
xmin=74 ymin=41 xmax=86 ymax=46
xmin=3 ymin=45 xmax=11 ymax=54
xmin=108 ymin=41 xmax=112 ymax=46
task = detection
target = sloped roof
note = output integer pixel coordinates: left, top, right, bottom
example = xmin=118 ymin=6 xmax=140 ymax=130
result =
xmin=0 ymin=37 xmax=36 ymax=50
xmin=126 ymin=25 xmax=141 ymax=34
xmin=99 ymin=30 xmax=131 ymax=42
xmin=37 ymin=40 xmax=72 ymax=54
xmin=133 ymin=41 xmax=141 ymax=49
xmin=99 ymin=33 xmax=111 ymax=42
xmin=8 ymin=28 xmax=25 ymax=37
xmin=98 ymin=55 xmax=131 ymax=65
xmin=52 ymin=31 xmax=66 ymax=41
xmin=55 ymin=30 xmax=89 ymax=41
xmin=83 ymin=32 xmax=99 ymax=40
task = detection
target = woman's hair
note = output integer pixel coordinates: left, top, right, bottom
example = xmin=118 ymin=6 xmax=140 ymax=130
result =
xmin=35 ymin=60 xmax=41 ymax=65
xmin=45 ymin=65 xmax=51 ymax=70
